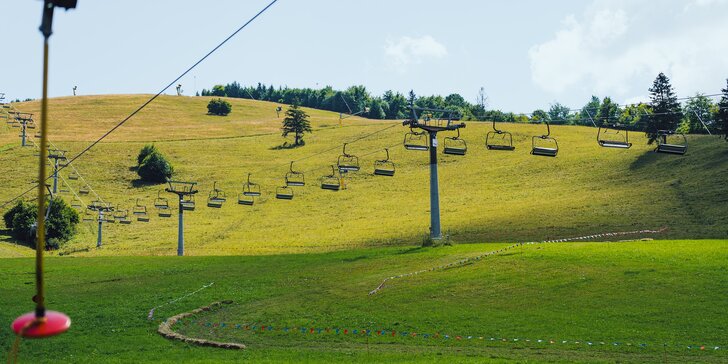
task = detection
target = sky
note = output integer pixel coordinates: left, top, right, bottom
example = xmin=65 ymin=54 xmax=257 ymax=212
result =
xmin=2 ymin=0 xmax=728 ymax=113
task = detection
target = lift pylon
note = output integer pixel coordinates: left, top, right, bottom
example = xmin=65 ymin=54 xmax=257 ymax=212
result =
xmin=165 ymin=180 xmax=198 ymax=256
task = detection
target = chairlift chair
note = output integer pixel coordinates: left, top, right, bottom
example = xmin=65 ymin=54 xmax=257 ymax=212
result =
xmin=285 ymin=161 xmax=305 ymax=187
xmin=320 ymin=165 xmax=341 ymax=191
xmin=597 ymin=123 xmax=632 ymax=149
xmin=243 ymin=173 xmax=261 ymax=196
xmin=337 ymin=143 xmax=360 ymax=172
xmin=238 ymin=193 xmax=254 ymax=206
xmin=158 ymin=206 xmax=172 ymax=218
xmin=79 ymin=185 xmax=90 ymax=195
xmin=403 ymin=128 xmax=429 ymax=151
xmin=207 ymin=181 xmax=226 ymax=208
xmin=181 ymin=195 xmax=196 ymax=211
xmin=531 ymin=121 xmax=559 ymax=157
xmin=443 ymin=128 xmax=467 ymax=156
xmin=373 ymin=148 xmax=395 ymax=177
xmin=276 ymin=185 xmax=294 ymax=200
xmin=133 ymin=199 xmax=149 ymax=221
xmin=114 ymin=209 xmax=132 ymax=224
xmin=82 ymin=210 xmax=95 ymax=222
xmin=486 ymin=121 xmax=515 ymax=151
xmin=655 ymin=130 xmax=687 ymax=155
xmin=68 ymin=171 xmax=78 ymax=180
xmin=153 ymin=190 xmax=169 ymax=209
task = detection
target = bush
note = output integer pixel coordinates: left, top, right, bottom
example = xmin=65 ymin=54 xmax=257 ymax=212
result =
xmin=207 ymin=98 xmax=232 ymax=116
xmin=137 ymin=144 xmax=158 ymax=166
xmin=2 ymin=198 xmax=79 ymax=249
xmin=138 ymin=151 xmax=174 ymax=183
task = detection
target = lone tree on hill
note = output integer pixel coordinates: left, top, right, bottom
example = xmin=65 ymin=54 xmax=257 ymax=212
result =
xmin=645 ymin=73 xmax=682 ymax=144
xmin=716 ymin=79 xmax=728 ymax=140
xmin=281 ymin=104 xmax=312 ymax=146
xmin=207 ymin=98 xmax=232 ymax=116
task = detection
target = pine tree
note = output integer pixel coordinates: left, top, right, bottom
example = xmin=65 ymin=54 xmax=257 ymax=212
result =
xmin=645 ymin=73 xmax=682 ymax=144
xmin=281 ymin=104 xmax=312 ymax=146
xmin=716 ymin=79 xmax=728 ymax=140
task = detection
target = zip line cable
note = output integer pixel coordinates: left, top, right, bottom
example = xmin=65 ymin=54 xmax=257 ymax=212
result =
xmin=0 ymin=0 xmax=278 ymax=210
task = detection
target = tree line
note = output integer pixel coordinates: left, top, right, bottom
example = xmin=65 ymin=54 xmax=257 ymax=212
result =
xmin=201 ymin=74 xmax=728 ymax=140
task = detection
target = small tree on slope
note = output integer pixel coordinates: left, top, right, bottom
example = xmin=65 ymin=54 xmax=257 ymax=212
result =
xmin=281 ymin=104 xmax=312 ymax=146
xmin=645 ymin=73 xmax=682 ymax=144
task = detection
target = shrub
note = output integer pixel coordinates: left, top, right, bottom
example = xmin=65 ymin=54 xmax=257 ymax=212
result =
xmin=207 ymin=98 xmax=232 ymax=116
xmin=138 ymin=151 xmax=174 ymax=183
xmin=3 ymin=198 xmax=79 ymax=249
xmin=137 ymin=144 xmax=158 ymax=166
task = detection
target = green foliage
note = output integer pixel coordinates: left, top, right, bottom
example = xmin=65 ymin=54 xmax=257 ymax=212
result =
xmin=530 ymin=109 xmax=548 ymax=122
xmin=646 ymin=73 xmax=682 ymax=143
xmin=3 ymin=200 xmax=28 ymax=229
xmin=136 ymin=144 xmax=158 ymax=166
xmin=211 ymin=85 xmax=226 ymax=97
xmin=207 ymin=98 xmax=232 ymax=116
xmin=578 ymin=95 xmax=601 ymax=126
xmin=680 ymin=93 xmax=715 ymax=134
xmin=619 ymin=103 xmax=651 ymax=129
xmin=137 ymin=150 xmax=173 ymax=183
xmin=715 ymin=79 xmax=728 ymax=140
xmin=597 ymin=97 xmax=622 ymax=124
xmin=281 ymin=104 xmax=312 ymax=146
xmin=2 ymin=198 xmax=78 ymax=249
xmin=547 ymin=102 xmax=571 ymax=124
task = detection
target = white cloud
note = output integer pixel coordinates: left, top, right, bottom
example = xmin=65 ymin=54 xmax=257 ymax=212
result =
xmin=529 ymin=0 xmax=728 ymax=103
xmin=384 ymin=35 xmax=447 ymax=72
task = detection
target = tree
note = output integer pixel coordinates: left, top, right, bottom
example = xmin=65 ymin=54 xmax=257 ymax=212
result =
xmin=210 ymin=85 xmax=226 ymax=97
xmin=281 ymin=104 xmax=312 ymax=146
xmin=714 ymin=80 xmax=728 ymax=140
xmin=597 ymin=97 xmax=621 ymax=124
xmin=547 ymin=102 xmax=571 ymax=125
xmin=2 ymin=198 xmax=79 ymax=249
xmin=531 ymin=109 xmax=549 ymax=122
xmin=137 ymin=149 xmax=173 ymax=183
xmin=680 ymin=93 xmax=715 ymax=134
xmin=207 ymin=98 xmax=232 ymax=116
xmin=578 ymin=96 xmax=601 ymax=126
xmin=645 ymin=73 xmax=682 ymax=144
xmin=137 ymin=144 xmax=158 ymax=166
xmin=620 ymin=103 xmax=651 ymax=130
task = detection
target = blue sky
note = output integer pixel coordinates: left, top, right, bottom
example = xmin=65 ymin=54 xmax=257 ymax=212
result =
xmin=3 ymin=0 xmax=728 ymax=112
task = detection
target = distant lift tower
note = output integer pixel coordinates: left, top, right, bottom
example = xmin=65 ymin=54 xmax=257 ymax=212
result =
xmin=402 ymin=104 xmax=465 ymax=240
xmin=166 ymin=180 xmax=198 ymax=256
xmin=47 ymin=148 xmax=67 ymax=194
xmin=16 ymin=113 xmax=35 ymax=147
xmin=87 ymin=201 xmax=113 ymax=248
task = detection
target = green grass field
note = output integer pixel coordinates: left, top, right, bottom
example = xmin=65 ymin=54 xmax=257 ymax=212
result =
xmin=1 ymin=240 xmax=726 ymax=363
xmin=1 ymin=95 xmax=727 ymax=363
xmin=1 ymin=95 xmax=727 ymax=256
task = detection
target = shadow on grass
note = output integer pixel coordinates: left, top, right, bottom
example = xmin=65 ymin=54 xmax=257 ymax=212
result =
xmin=628 ymin=148 xmax=661 ymax=171
xmin=0 ymin=228 xmax=32 ymax=249
xmin=131 ymin=179 xmax=166 ymax=188
xmin=270 ymin=142 xmax=305 ymax=150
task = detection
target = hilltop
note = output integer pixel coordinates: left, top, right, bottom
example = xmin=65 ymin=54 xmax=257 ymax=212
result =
xmin=1 ymin=94 xmax=727 ymax=256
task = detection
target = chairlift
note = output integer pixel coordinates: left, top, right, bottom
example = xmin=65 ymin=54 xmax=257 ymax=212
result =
xmin=531 ymin=121 xmax=559 ymax=157
xmin=403 ymin=128 xmax=429 ymax=151
xmin=158 ymin=206 xmax=172 ymax=218
xmin=655 ymin=130 xmax=687 ymax=155
xmin=238 ymin=193 xmax=254 ymax=206
xmin=597 ymin=123 xmax=632 ymax=149
xmin=154 ymin=190 xmax=169 ymax=209
xmin=68 ymin=171 xmax=79 ymax=180
xmin=373 ymin=148 xmax=395 ymax=177
xmin=133 ymin=199 xmax=149 ymax=221
xmin=79 ymin=185 xmax=90 ymax=195
xmin=320 ymin=165 xmax=341 ymax=191
xmin=337 ymin=143 xmax=360 ymax=172
xmin=71 ymin=201 xmax=82 ymax=210
xmin=181 ymin=195 xmax=196 ymax=211
xmin=276 ymin=186 xmax=294 ymax=200
xmin=114 ymin=209 xmax=132 ymax=224
xmin=207 ymin=181 xmax=226 ymax=208
xmin=443 ymin=128 xmax=467 ymax=156
xmin=486 ymin=121 xmax=515 ymax=151
xmin=243 ymin=173 xmax=261 ymax=196
xmin=82 ymin=210 xmax=95 ymax=222
xmin=285 ymin=161 xmax=305 ymax=187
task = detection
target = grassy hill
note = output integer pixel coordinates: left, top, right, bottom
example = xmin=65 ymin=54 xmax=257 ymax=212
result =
xmin=1 ymin=95 xmax=727 ymax=257
xmin=1 ymin=240 xmax=725 ymax=363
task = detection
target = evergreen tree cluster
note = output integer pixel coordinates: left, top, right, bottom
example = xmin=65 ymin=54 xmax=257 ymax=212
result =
xmin=201 ymin=77 xmax=728 ymax=140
